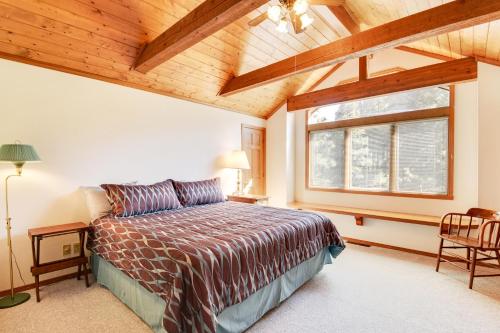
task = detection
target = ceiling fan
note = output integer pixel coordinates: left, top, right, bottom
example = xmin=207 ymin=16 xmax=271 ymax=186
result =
xmin=248 ymin=0 xmax=345 ymax=34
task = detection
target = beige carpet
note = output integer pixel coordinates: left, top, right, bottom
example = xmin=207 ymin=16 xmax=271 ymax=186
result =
xmin=1 ymin=245 xmax=499 ymax=333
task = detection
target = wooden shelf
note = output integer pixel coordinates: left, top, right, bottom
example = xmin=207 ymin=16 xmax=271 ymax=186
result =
xmin=288 ymin=202 xmax=441 ymax=227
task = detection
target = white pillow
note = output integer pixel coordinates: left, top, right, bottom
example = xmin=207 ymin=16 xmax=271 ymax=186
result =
xmin=82 ymin=186 xmax=112 ymax=222
xmin=82 ymin=182 xmax=139 ymax=221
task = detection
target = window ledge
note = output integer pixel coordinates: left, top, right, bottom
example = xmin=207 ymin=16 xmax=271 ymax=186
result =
xmin=288 ymin=201 xmax=441 ymax=227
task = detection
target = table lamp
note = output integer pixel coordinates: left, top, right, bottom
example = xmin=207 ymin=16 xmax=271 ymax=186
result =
xmin=224 ymin=150 xmax=250 ymax=195
xmin=0 ymin=142 xmax=40 ymax=308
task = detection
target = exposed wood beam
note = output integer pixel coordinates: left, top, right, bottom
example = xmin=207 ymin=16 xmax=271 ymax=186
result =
xmin=395 ymin=46 xmax=455 ymax=61
xmin=328 ymin=5 xmax=359 ymax=34
xmin=475 ymin=55 xmax=500 ymax=67
xmin=329 ymin=5 xmax=455 ymax=63
xmin=287 ymin=58 xmax=477 ymax=111
xmin=219 ymin=0 xmax=500 ymax=96
xmin=359 ymin=56 xmax=368 ymax=80
xmin=134 ymin=0 xmax=268 ymax=73
xmin=265 ymin=62 xmax=345 ymax=119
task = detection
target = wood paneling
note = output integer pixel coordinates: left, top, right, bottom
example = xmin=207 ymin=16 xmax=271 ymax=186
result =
xmin=0 ymin=0 xmax=497 ymax=118
xmin=347 ymin=0 xmax=500 ymax=64
xmin=134 ymin=0 xmax=268 ymax=73
xmin=288 ymin=58 xmax=476 ymax=111
xmin=219 ymin=0 xmax=500 ymax=96
xmin=0 ymin=0 xmax=344 ymax=118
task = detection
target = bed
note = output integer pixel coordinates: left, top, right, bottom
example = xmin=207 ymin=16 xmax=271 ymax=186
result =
xmin=87 ymin=200 xmax=344 ymax=333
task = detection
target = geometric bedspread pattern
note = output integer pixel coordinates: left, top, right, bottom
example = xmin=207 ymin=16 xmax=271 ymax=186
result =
xmin=87 ymin=201 xmax=344 ymax=333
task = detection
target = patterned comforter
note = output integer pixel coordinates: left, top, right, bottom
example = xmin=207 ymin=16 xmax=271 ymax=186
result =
xmin=87 ymin=201 xmax=344 ymax=333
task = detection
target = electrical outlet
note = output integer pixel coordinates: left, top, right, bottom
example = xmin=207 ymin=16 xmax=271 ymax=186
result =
xmin=73 ymin=243 xmax=81 ymax=254
xmin=62 ymin=244 xmax=71 ymax=256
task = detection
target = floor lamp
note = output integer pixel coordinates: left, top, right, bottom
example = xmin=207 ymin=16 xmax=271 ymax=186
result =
xmin=0 ymin=142 xmax=40 ymax=308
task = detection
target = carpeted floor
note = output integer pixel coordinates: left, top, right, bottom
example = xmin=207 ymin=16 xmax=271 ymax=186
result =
xmin=1 ymin=245 xmax=499 ymax=333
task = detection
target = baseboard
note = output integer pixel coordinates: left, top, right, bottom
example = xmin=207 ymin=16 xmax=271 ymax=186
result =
xmin=344 ymin=237 xmax=499 ymax=269
xmin=344 ymin=237 xmax=437 ymax=257
xmin=0 ymin=270 xmax=92 ymax=298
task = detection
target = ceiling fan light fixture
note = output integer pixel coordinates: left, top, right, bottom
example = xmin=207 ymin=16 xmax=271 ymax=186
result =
xmin=267 ymin=5 xmax=282 ymax=22
xmin=276 ymin=18 xmax=289 ymax=33
xmin=300 ymin=13 xmax=314 ymax=29
xmin=293 ymin=0 xmax=309 ymax=15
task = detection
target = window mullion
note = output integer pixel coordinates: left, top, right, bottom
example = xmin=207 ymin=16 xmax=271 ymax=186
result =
xmin=389 ymin=124 xmax=398 ymax=192
xmin=344 ymin=128 xmax=350 ymax=190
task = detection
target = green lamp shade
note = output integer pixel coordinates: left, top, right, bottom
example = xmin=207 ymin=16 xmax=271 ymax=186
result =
xmin=0 ymin=144 xmax=40 ymax=162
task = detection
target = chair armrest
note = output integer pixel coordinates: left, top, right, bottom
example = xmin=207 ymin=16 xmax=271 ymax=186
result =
xmin=479 ymin=220 xmax=500 ymax=248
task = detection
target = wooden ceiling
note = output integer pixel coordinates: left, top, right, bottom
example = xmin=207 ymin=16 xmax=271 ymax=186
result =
xmin=347 ymin=0 xmax=500 ymax=62
xmin=0 ymin=1 xmax=498 ymax=119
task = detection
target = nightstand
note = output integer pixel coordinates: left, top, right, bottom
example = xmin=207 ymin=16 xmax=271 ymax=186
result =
xmin=28 ymin=222 xmax=90 ymax=302
xmin=227 ymin=194 xmax=269 ymax=205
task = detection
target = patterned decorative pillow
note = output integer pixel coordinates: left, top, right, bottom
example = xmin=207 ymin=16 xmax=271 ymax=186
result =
xmin=101 ymin=179 xmax=182 ymax=217
xmin=173 ymin=178 xmax=225 ymax=207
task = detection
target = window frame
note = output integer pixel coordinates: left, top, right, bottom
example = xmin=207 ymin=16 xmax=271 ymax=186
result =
xmin=305 ymin=86 xmax=455 ymax=200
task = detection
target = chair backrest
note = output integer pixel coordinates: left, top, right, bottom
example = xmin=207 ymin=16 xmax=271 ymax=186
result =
xmin=466 ymin=208 xmax=498 ymax=220
xmin=441 ymin=207 xmax=499 ymax=240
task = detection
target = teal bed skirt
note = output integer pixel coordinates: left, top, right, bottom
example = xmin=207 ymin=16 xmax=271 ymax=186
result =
xmin=91 ymin=247 xmax=333 ymax=333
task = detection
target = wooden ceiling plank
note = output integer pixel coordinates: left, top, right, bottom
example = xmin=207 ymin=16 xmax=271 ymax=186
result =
xmin=265 ymin=62 xmax=345 ymax=119
xmin=0 ymin=2 xmax=138 ymax=57
xmin=287 ymin=57 xmax=477 ymax=111
xmin=1 ymin=0 xmax=140 ymax=47
xmin=220 ymin=0 xmax=500 ymax=96
xmin=134 ymin=0 xmax=268 ymax=73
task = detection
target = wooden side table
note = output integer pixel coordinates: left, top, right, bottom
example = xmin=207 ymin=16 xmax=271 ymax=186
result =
xmin=227 ymin=194 xmax=269 ymax=205
xmin=28 ymin=222 xmax=90 ymax=302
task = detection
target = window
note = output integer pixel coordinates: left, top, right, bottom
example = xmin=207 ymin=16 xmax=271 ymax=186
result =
xmin=307 ymin=86 xmax=453 ymax=199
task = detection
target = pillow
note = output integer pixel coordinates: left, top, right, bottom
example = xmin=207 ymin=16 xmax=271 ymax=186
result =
xmin=82 ymin=186 xmax=113 ymax=222
xmin=101 ymin=179 xmax=182 ymax=217
xmin=173 ymin=178 xmax=225 ymax=207
xmin=82 ymin=181 xmax=138 ymax=221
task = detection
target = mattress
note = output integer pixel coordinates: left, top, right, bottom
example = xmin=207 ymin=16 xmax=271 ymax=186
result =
xmin=87 ymin=201 xmax=344 ymax=333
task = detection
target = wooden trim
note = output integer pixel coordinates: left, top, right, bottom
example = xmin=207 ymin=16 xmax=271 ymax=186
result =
xmin=308 ymin=107 xmax=450 ymax=132
xmin=289 ymin=202 xmax=441 ymax=226
xmin=219 ymin=0 xmax=500 ymax=96
xmin=395 ymin=46 xmax=455 ymax=61
xmin=344 ymin=237 xmax=439 ymax=257
xmin=134 ymin=0 xmax=268 ymax=73
xmin=0 ymin=269 xmax=91 ymax=298
xmin=0 ymin=52 xmax=266 ymax=120
xmin=305 ymin=86 xmax=455 ymax=200
xmin=288 ymin=58 xmax=476 ymax=111
xmin=344 ymin=237 xmax=499 ymax=269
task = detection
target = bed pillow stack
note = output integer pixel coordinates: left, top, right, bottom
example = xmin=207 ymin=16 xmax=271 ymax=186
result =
xmin=172 ymin=178 xmax=225 ymax=207
xmin=101 ymin=179 xmax=182 ymax=217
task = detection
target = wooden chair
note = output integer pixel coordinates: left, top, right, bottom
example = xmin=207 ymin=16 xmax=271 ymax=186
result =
xmin=436 ymin=208 xmax=500 ymax=289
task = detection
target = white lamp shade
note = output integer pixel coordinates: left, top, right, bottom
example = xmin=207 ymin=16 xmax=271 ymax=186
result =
xmin=224 ymin=150 xmax=250 ymax=170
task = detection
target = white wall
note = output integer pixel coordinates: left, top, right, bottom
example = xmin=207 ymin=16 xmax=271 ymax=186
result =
xmin=0 ymin=59 xmax=265 ymax=291
xmin=270 ymin=49 xmax=482 ymax=253
xmin=478 ymin=62 xmax=500 ymax=210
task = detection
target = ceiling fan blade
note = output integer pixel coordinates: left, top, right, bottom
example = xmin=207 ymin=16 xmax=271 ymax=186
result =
xmin=309 ymin=0 xmax=345 ymax=6
xmin=289 ymin=12 xmax=305 ymax=34
xmin=248 ymin=12 xmax=268 ymax=27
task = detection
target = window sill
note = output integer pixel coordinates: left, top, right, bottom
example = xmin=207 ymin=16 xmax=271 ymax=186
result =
xmin=306 ymin=186 xmax=454 ymax=200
